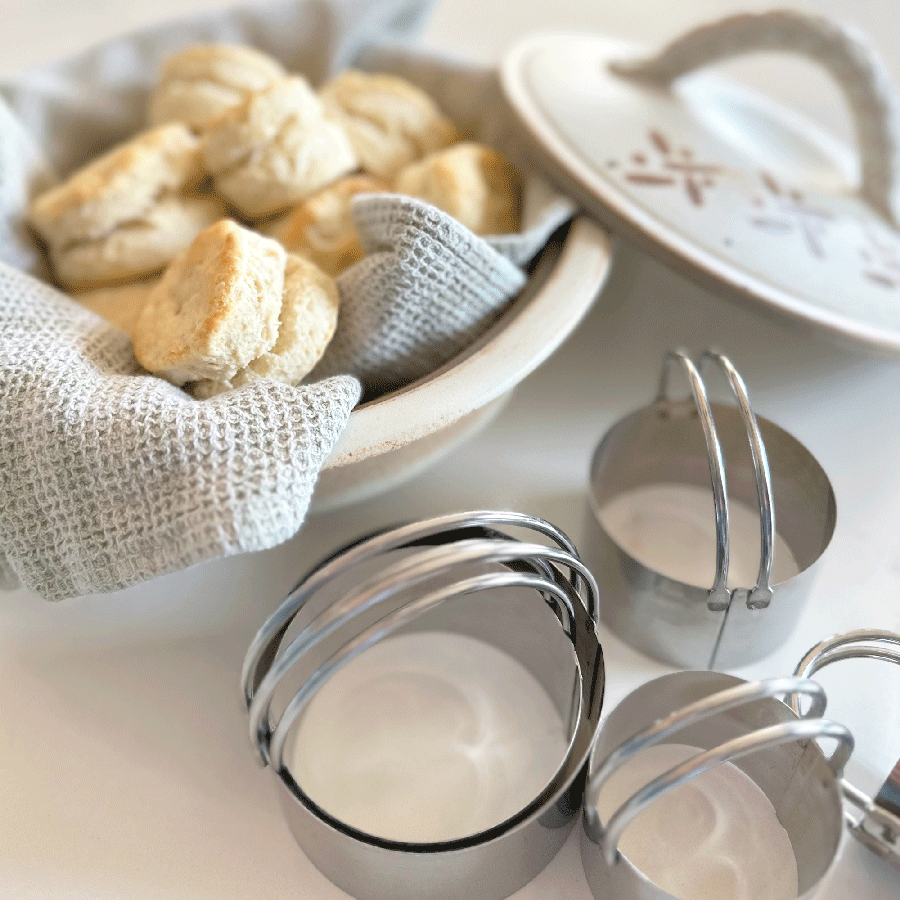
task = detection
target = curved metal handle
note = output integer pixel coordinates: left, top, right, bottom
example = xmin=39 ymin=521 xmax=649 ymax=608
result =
xmin=656 ymin=349 xmax=775 ymax=610
xmin=583 ymin=676 xmax=830 ymax=844
xmin=793 ymin=629 xmax=900 ymax=686
xmin=241 ymin=511 xmax=593 ymax=710
xmin=609 ymin=9 xmax=900 ymax=226
xmin=249 ymin=536 xmax=596 ymax=764
xmin=699 ymin=350 xmax=775 ymax=609
xmin=267 ymin=569 xmax=581 ymax=773
xmin=793 ymin=629 xmax=900 ymax=868
xmin=597 ymin=717 xmax=854 ymax=867
xmin=656 ymin=350 xmax=731 ymax=612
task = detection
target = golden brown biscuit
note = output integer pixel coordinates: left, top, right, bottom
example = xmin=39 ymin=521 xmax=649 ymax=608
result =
xmin=27 ymin=123 xmax=216 ymax=288
xmin=320 ymin=70 xmax=459 ymax=178
xmin=149 ymin=43 xmax=285 ymax=130
xmin=52 ymin=194 xmax=226 ymax=290
xmin=28 ymin=123 xmax=203 ymax=247
xmin=266 ymin=174 xmax=386 ymax=276
xmin=393 ymin=142 xmax=522 ymax=235
xmin=133 ymin=219 xmax=285 ymax=385
xmin=193 ymin=254 xmax=339 ymax=397
xmin=202 ymin=76 xmax=358 ymax=220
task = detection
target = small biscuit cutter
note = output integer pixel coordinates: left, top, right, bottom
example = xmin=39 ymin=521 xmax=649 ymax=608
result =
xmin=241 ymin=511 xmax=605 ymax=900
xmin=583 ymin=348 xmax=836 ymax=669
xmin=581 ymin=669 xmax=853 ymax=900
xmin=579 ymin=628 xmax=900 ymax=899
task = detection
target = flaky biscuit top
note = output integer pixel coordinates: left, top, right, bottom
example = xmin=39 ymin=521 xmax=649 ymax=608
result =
xmin=28 ymin=122 xmax=204 ymax=247
xmin=133 ymin=219 xmax=285 ymax=384
xmin=320 ymin=69 xmax=459 ymax=178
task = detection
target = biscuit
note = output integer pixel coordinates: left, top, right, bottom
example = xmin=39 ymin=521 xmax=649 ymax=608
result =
xmin=52 ymin=194 xmax=226 ymax=289
xmin=193 ymin=254 xmax=339 ymax=397
xmin=28 ymin=123 xmax=204 ymax=248
xmin=266 ymin=174 xmax=386 ymax=276
xmin=202 ymin=76 xmax=358 ymax=220
xmin=149 ymin=43 xmax=285 ymax=130
xmin=320 ymin=70 xmax=459 ymax=178
xmin=133 ymin=219 xmax=285 ymax=384
xmin=73 ymin=279 xmax=158 ymax=337
xmin=393 ymin=142 xmax=522 ymax=235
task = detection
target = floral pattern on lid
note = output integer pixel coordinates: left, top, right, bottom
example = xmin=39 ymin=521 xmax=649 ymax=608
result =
xmin=502 ymin=12 xmax=900 ymax=349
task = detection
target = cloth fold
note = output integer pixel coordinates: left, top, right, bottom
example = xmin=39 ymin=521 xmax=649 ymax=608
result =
xmin=317 ymin=195 xmax=529 ymax=392
xmin=0 ymin=261 xmax=360 ymax=599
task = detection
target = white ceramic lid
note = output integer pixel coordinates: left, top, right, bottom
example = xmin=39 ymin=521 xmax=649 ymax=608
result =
xmin=501 ymin=10 xmax=900 ymax=352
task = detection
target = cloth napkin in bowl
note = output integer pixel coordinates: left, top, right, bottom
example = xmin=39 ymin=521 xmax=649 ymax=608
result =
xmin=0 ymin=0 xmax=574 ymax=600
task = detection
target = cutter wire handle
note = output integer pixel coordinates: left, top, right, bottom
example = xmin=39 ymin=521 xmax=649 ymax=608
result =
xmin=241 ymin=511 xmax=590 ymax=708
xmin=597 ymin=717 xmax=854 ymax=867
xmin=248 ymin=538 xmax=585 ymax=760
xmin=267 ymin=569 xmax=582 ymax=774
xmin=656 ymin=350 xmax=731 ymax=612
xmin=657 ymin=350 xmax=776 ymax=610
xmin=247 ymin=530 xmax=600 ymax=765
xmin=793 ymin=629 xmax=900 ymax=869
xmin=583 ymin=676 xmax=832 ymax=845
xmin=699 ymin=351 xmax=775 ymax=609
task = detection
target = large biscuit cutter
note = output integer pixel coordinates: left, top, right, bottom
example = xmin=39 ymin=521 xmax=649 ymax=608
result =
xmin=241 ymin=511 xmax=605 ymax=900
xmin=583 ymin=348 xmax=836 ymax=669
xmin=580 ymin=669 xmax=854 ymax=900
xmin=793 ymin=629 xmax=900 ymax=871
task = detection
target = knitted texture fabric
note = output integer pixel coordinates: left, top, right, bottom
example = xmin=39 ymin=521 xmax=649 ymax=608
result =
xmin=0 ymin=263 xmax=360 ymax=599
xmin=324 ymin=196 xmax=525 ymax=393
xmin=0 ymin=0 xmax=574 ymax=598
xmin=317 ymin=185 xmax=570 ymax=392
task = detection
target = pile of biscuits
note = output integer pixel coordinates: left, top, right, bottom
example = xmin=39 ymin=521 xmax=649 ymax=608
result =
xmin=26 ymin=44 xmax=524 ymax=397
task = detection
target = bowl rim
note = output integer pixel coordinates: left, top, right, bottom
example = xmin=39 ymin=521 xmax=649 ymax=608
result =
xmin=323 ymin=215 xmax=613 ymax=470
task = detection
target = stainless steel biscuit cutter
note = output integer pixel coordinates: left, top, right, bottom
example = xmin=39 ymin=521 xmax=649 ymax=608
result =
xmin=583 ymin=348 xmax=836 ymax=669
xmin=580 ymin=670 xmax=854 ymax=900
xmin=241 ymin=511 xmax=605 ymax=900
xmin=793 ymin=629 xmax=900 ymax=872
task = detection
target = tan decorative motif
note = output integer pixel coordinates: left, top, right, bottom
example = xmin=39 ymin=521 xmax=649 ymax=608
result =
xmin=615 ymin=130 xmax=900 ymax=291
xmin=620 ymin=129 xmax=728 ymax=206
xmin=749 ymin=173 xmax=832 ymax=257
xmin=859 ymin=227 xmax=900 ymax=289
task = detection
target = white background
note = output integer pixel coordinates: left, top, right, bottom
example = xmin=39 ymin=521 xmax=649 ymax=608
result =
xmin=1 ymin=0 xmax=899 ymax=898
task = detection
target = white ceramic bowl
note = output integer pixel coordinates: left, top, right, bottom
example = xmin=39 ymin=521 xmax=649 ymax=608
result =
xmin=313 ymin=216 xmax=612 ymax=509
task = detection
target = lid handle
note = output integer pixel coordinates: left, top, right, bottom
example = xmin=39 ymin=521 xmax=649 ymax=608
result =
xmin=610 ymin=10 xmax=900 ymax=227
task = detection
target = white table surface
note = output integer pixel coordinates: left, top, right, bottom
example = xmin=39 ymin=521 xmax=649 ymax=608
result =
xmin=1 ymin=0 xmax=899 ymax=898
